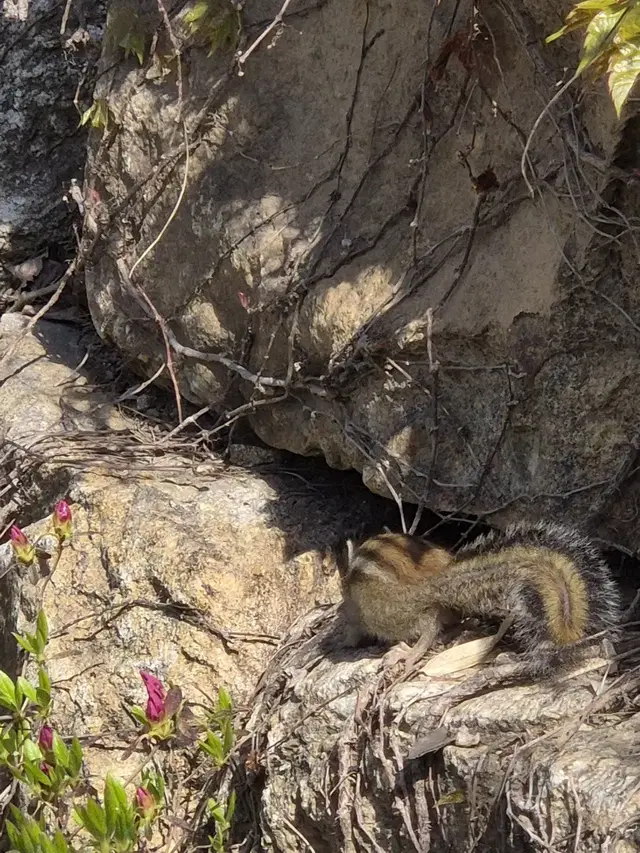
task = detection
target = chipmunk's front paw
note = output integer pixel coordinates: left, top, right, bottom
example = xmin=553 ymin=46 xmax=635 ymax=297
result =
xmin=382 ymin=642 xmax=412 ymax=671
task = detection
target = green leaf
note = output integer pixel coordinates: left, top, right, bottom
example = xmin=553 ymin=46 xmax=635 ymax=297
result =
xmin=119 ymin=30 xmax=146 ymax=64
xmin=15 ymin=831 xmax=36 ymax=853
xmin=23 ymin=738 xmax=43 ymax=763
xmin=36 ymin=668 xmax=51 ymax=712
xmin=36 ymin=611 xmax=49 ymax=649
xmin=208 ymin=800 xmax=225 ymax=822
xmin=24 ymin=759 xmax=52 ymax=788
xmin=79 ymin=105 xmax=95 ymax=126
xmin=578 ymin=6 xmax=627 ymax=72
xmin=103 ymin=775 xmax=120 ymax=837
xmin=1 ymin=726 xmax=18 ymax=756
xmin=184 ymin=0 xmax=209 ymax=25
xmin=6 ymin=819 xmax=19 ymax=849
xmin=226 ymin=789 xmax=236 ymax=822
xmin=608 ymin=39 xmax=640 ymax=114
xmin=574 ymin=0 xmax=627 ymax=9
xmin=40 ymin=837 xmax=54 ymax=853
xmin=217 ymin=687 xmax=232 ymax=712
xmin=104 ymin=774 xmax=132 ymax=842
xmin=207 ymin=10 xmax=239 ymax=56
xmin=68 ymin=737 xmax=84 ymax=777
xmin=51 ymin=733 xmax=70 ymax=771
xmin=16 ymin=676 xmax=38 ymax=705
xmin=222 ymin=719 xmax=234 ymax=756
xmin=52 ymin=830 xmax=69 ymax=853
xmin=76 ymin=798 xmax=107 ymax=842
xmin=13 ymin=633 xmax=37 ymax=656
xmin=129 ymin=705 xmax=148 ymax=727
xmin=200 ymin=732 xmax=224 ymax=765
xmin=0 ymin=670 xmax=17 ymax=711
xmin=615 ymin=3 xmax=640 ymax=41
xmin=38 ymin=667 xmax=51 ymax=695
xmin=14 ymin=679 xmax=23 ymax=710
xmin=547 ymin=0 xmax=626 ymax=43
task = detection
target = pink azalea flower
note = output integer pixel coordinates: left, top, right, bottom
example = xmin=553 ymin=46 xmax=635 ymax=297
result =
xmin=135 ymin=786 xmax=155 ymax=816
xmin=38 ymin=725 xmax=54 ymax=752
xmin=52 ymin=500 xmax=72 ymax=541
xmin=10 ymin=525 xmax=35 ymax=566
xmin=140 ymin=671 xmax=166 ymax=722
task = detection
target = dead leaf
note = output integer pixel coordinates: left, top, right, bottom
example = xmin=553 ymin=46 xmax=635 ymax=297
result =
xmin=420 ymin=615 xmax=514 ymax=676
xmin=405 ymin=727 xmax=454 ymax=761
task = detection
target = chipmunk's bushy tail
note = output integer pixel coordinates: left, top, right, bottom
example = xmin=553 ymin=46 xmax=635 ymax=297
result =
xmin=426 ymin=521 xmax=621 ymax=675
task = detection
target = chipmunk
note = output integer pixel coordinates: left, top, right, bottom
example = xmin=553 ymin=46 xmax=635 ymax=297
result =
xmin=338 ymin=521 xmax=621 ymax=677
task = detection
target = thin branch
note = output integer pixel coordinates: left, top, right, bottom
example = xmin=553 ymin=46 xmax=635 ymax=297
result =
xmin=155 ymin=0 xmax=184 ymax=118
xmin=237 ymin=0 xmax=294 ymax=72
xmin=0 ymin=263 xmax=75 ymax=372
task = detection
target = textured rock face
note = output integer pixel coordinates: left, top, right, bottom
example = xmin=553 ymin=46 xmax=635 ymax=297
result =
xmin=2 ymin=224 xmax=639 ymax=852
xmin=234 ymin=607 xmax=640 ymax=853
xmin=84 ymin=0 xmax=640 ymax=550
xmin=0 ymin=0 xmax=106 ymax=257
xmin=0 ymin=314 xmax=391 ymax=815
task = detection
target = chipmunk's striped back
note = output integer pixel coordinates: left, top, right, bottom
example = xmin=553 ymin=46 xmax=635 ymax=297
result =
xmin=339 ymin=521 xmax=621 ymax=676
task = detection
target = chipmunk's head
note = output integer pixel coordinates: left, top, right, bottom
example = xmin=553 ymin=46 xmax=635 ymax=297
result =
xmin=343 ymin=532 xmax=451 ymax=588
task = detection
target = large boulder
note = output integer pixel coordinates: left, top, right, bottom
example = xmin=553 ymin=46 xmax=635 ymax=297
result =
xmin=0 ymin=312 xmax=392 ymax=820
xmin=227 ymin=606 xmax=640 ymax=853
xmin=83 ymin=0 xmax=640 ymax=550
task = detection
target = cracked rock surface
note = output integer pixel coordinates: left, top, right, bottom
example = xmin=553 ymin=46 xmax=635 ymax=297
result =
xmin=85 ymin=0 xmax=640 ymax=549
xmin=235 ymin=607 xmax=640 ymax=853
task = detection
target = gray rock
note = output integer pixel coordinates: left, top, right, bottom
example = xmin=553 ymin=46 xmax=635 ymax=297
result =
xmin=0 ymin=313 xmax=394 ymax=836
xmin=0 ymin=0 xmax=106 ymax=256
xmin=231 ymin=606 xmax=640 ymax=853
xmin=81 ymin=0 xmax=640 ymax=550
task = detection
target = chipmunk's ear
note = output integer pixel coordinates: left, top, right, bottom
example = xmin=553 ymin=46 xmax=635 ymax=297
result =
xmin=332 ymin=539 xmax=351 ymax=578
xmin=346 ymin=539 xmax=354 ymax=564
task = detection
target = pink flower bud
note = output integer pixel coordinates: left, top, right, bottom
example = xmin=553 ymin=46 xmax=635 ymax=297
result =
xmin=52 ymin=500 xmax=72 ymax=542
xmin=10 ymin=525 xmax=28 ymax=545
xmin=38 ymin=725 xmax=54 ymax=752
xmin=237 ymin=291 xmax=249 ymax=310
xmin=40 ymin=762 xmax=51 ymax=776
xmin=140 ymin=671 xmax=166 ymax=722
xmin=10 ymin=525 xmax=35 ymax=566
xmin=135 ymin=786 xmax=155 ymax=816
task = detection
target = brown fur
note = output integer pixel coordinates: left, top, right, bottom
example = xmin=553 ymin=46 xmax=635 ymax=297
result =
xmin=340 ymin=524 xmax=617 ymax=675
xmin=354 ymin=534 xmax=451 ymax=584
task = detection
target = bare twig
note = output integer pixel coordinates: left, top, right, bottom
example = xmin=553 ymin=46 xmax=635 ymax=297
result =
xmin=237 ymin=0 xmax=294 ymax=72
xmin=60 ymin=0 xmax=72 ymax=34
xmin=0 ymin=264 xmax=75 ymax=373
xmin=155 ymin=0 xmax=184 ymax=118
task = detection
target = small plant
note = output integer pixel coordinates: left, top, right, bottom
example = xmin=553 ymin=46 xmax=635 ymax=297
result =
xmin=199 ymin=687 xmax=234 ymax=767
xmin=14 ymin=610 xmax=49 ymax=666
xmin=183 ymin=0 xmax=241 ymax=56
xmin=10 ymin=525 xmax=36 ymax=566
xmin=6 ymin=808 xmax=70 ymax=853
xmin=135 ymin=769 xmax=164 ymax=838
xmin=1 ymin=502 xmax=238 ymax=851
xmin=129 ymin=670 xmax=184 ymax=742
xmin=73 ymin=775 xmax=139 ymax=853
xmin=547 ymin=0 xmax=640 ymax=116
xmin=207 ymin=791 xmax=236 ymax=853
xmin=106 ymin=7 xmax=149 ymax=65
